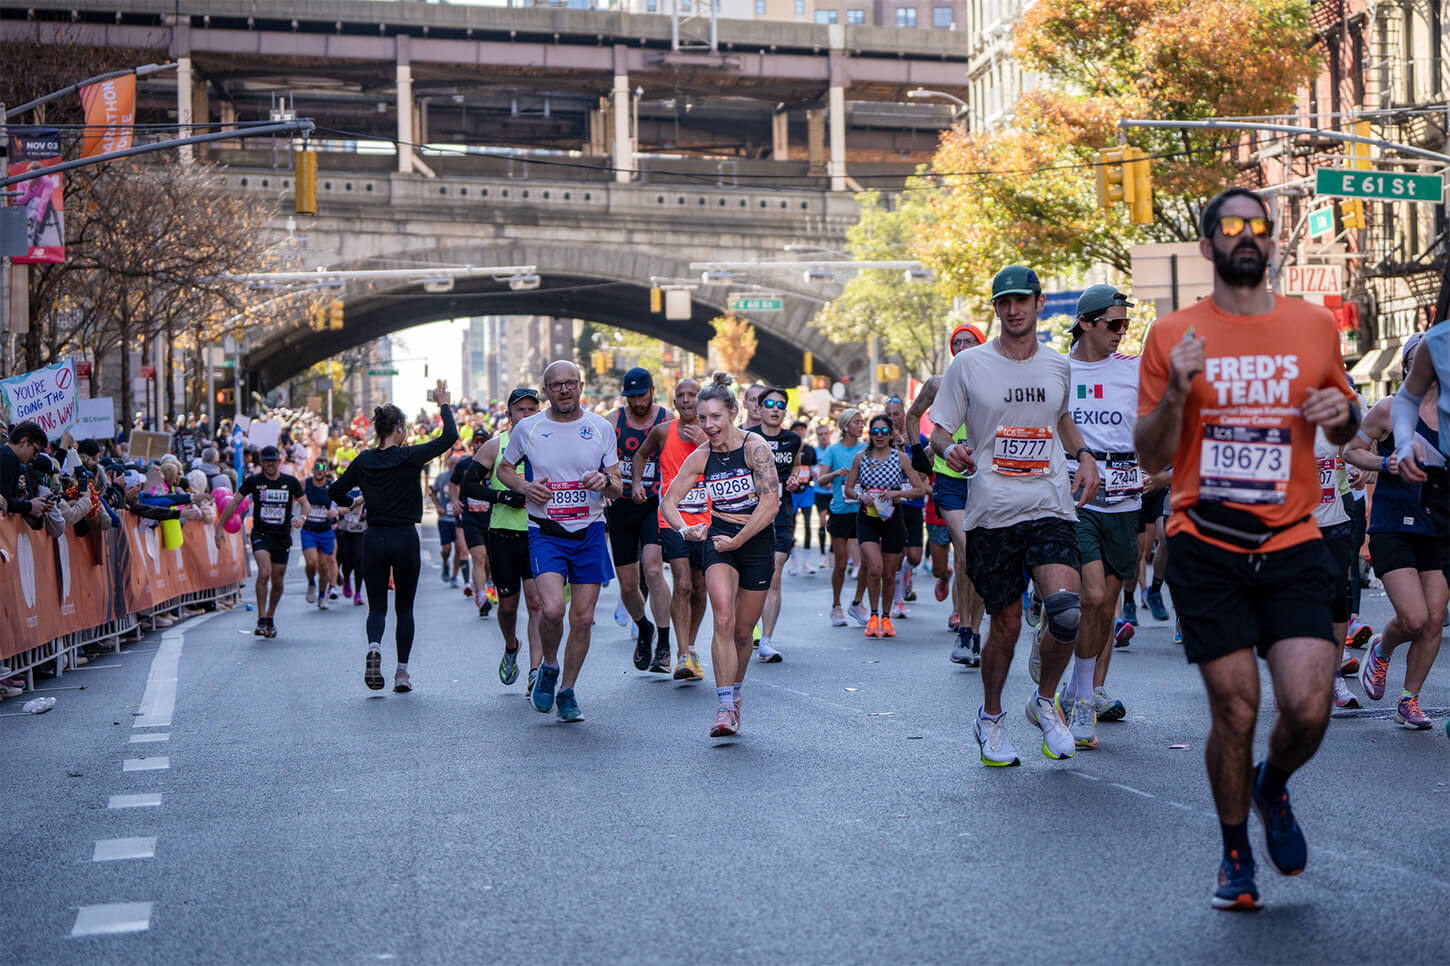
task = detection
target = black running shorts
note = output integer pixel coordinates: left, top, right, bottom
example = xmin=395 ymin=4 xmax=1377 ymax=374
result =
xmin=899 ymin=503 xmax=924 ymax=549
xmin=827 ymin=510 xmax=857 ymax=541
xmin=606 ymin=496 xmax=660 ymax=567
xmin=659 ymin=525 xmax=706 ymax=570
xmin=1368 ymin=530 xmax=1441 ymax=575
xmin=250 ymin=530 xmax=292 ymax=566
xmin=486 ymin=528 xmax=533 ymax=598
xmin=855 ymin=508 xmax=906 ymax=554
xmin=964 ymin=517 xmax=1080 ymax=616
xmin=703 ymin=519 xmax=774 ymax=591
xmin=1321 ymin=522 xmax=1354 ymax=625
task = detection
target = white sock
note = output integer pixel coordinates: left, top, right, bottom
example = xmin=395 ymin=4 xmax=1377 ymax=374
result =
xmin=1070 ymin=655 xmax=1095 ymax=700
xmin=978 ymin=705 xmax=1005 ymax=722
xmin=716 ymin=686 xmax=734 ymax=709
xmin=732 ymin=682 xmax=742 ymax=702
xmin=367 ymin=642 xmax=381 ymax=652
xmin=760 ymin=635 xmax=771 ymax=648
xmin=397 ymin=662 xmax=408 ymax=673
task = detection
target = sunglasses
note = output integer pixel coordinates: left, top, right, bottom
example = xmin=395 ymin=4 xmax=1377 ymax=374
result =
xmin=1090 ymin=317 xmax=1129 ymax=333
xmin=1215 ymin=215 xmax=1273 ymax=238
xmin=761 ymin=398 xmax=788 ymax=410
xmin=869 ymin=427 xmax=892 ymax=436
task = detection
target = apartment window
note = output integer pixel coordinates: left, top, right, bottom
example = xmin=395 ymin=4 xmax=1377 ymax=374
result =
xmin=646 ymin=0 xmax=658 ymax=10
xmin=896 ymin=7 xmax=917 ymax=26
xmin=932 ymin=5 xmax=952 ymax=27
xmin=847 ymin=7 xmax=865 ymax=22
xmin=815 ymin=9 xmax=838 ymax=22
xmin=755 ymin=0 xmax=766 ymax=12
xmin=795 ymin=0 xmax=805 ymax=14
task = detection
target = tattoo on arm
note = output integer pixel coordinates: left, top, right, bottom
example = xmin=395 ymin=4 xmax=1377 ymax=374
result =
xmin=747 ymin=438 xmax=775 ymax=492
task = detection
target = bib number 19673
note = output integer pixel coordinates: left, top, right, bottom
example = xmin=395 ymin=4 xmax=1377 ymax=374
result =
xmin=1200 ymin=425 xmax=1290 ymax=505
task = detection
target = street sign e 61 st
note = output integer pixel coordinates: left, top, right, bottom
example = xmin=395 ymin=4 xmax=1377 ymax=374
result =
xmin=1315 ymin=167 xmax=1443 ymax=203
xmin=1282 ymin=264 xmax=1343 ymax=297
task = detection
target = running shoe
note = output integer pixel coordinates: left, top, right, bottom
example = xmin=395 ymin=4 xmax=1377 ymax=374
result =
xmin=499 ymin=647 xmax=520 ymax=686
xmin=254 ymin=620 xmax=267 ymax=637
xmin=1025 ymin=692 xmax=1075 ymax=760
xmin=464 ymin=583 xmax=473 ymax=598
xmin=1145 ymin=587 xmax=1170 ymax=622
xmin=947 ymin=611 xmax=960 ymax=631
xmin=903 ymin=570 xmax=915 ymax=601
xmin=306 ymin=584 xmax=317 ymax=604
xmin=674 ymin=650 xmax=704 ymax=680
xmin=890 ymin=600 xmax=908 ymax=620
xmin=865 ymin=615 xmax=881 ymax=638
xmin=353 ymin=591 xmax=365 ymax=607
xmin=830 ymin=605 xmax=847 ymax=627
xmin=479 ymin=600 xmax=491 ymax=619
xmin=318 ymin=595 xmax=329 ymax=611
xmin=1395 ymin=693 xmax=1432 ymax=729
xmin=1114 ymin=618 xmax=1134 ymax=648
xmin=1173 ymin=617 xmax=1183 ymax=645
xmin=526 ymin=668 xmax=537 ymax=697
xmin=633 ymin=618 xmax=655 ymax=671
xmin=1024 ymin=590 xmax=1042 ymax=628
xmin=934 ymin=570 xmax=952 ymax=602
xmin=364 ymin=648 xmax=384 ymax=690
xmin=1339 ymin=656 xmax=1360 ymax=676
xmin=1251 ymin=762 xmax=1306 ymax=876
xmin=1028 ymin=622 xmax=1044 ymax=685
xmin=758 ymin=641 xmax=783 ymax=663
xmin=648 ymin=640 xmax=671 ymax=674
xmin=1069 ymin=696 xmax=1097 ymax=749
xmin=1345 ymin=616 xmax=1372 ymax=649
xmin=880 ymin=615 xmax=897 ymax=638
xmin=556 ymin=688 xmax=584 ymax=722
xmin=1332 ymin=675 xmax=1359 ymax=709
xmin=264 ymin=619 xmax=278 ymax=639
xmin=973 ymin=712 xmax=1020 ymax=767
xmin=950 ymin=629 xmax=974 ymax=666
xmin=485 ymin=583 xmax=498 ymax=605
xmin=532 ymin=663 xmax=559 ymax=713
xmin=710 ymin=707 xmax=739 ymax=738
xmin=1094 ymin=687 xmax=1126 ymax=722
xmin=613 ymin=599 xmax=630 ymax=627
xmin=393 ymin=669 xmax=412 ymax=693
xmin=1359 ymin=636 xmax=1390 ymax=701
xmin=329 ymin=587 xmax=340 ymax=600
xmin=342 ymin=576 xmax=353 ymax=598
xmin=1212 ymin=850 xmax=1262 ymax=911
xmin=449 ymin=575 xmax=460 ymax=589
xmin=753 ymin=622 xmax=762 ymax=644
xmin=1121 ymin=597 xmax=1138 ymax=626
xmin=847 ymin=601 xmax=870 ymax=627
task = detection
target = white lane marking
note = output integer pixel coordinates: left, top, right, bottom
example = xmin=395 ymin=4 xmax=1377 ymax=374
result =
xmin=70 ymin=902 xmax=153 ymax=936
xmin=1109 ymin=782 xmax=1155 ymax=799
xmin=133 ymin=611 xmax=219 ymax=729
xmin=122 ymin=757 xmax=169 ymax=772
xmin=73 ymin=664 xmax=123 ymax=670
xmin=1164 ymin=801 xmax=1193 ymax=810
xmin=128 ymin=733 xmax=169 ymax=744
xmin=1073 ymin=772 xmax=1101 ymax=781
xmin=93 ymin=837 xmax=157 ymax=862
xmin=108 ymin=794 xmax=162 ymax=809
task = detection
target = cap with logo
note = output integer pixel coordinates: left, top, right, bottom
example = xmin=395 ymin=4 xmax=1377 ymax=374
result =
xmin=621 ymin=368 xmax=654 ymax=397
xmin=507 ymin=387 xmax=541 ymax=406
xmin=259 ymin=445 xmax=281 ymax=461
xmin=1076 ymin=284 xmax=1133 ymax=318
xmin=990 ymin=265 xmax=1042 ymax=301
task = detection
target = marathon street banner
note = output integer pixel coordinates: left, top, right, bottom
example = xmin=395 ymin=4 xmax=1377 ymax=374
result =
xmin=78 ymin=74 xmax=136 ymax=159
xmin=0 ymin=359 xmax=78 ymax=441
xmin=7 ymin=132 xmax=65 ymax=264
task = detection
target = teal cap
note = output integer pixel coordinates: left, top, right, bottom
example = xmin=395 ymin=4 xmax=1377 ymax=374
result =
xmin=991 ymin=265 xmax=1042 ymax=300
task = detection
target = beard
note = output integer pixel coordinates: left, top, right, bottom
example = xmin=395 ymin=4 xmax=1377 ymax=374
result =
xmin=1214 ymin=241 xmax=1269 ymax=288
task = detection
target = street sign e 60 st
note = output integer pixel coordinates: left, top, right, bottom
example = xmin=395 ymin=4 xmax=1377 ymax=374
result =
xmin=1315 ymin=168 xmax=1443 ymax=202
xmin=727 ymin=295 xmax=783 ymax=312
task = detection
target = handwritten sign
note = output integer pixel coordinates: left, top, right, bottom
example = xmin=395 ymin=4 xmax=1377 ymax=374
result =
xmin=0 ymin=359 xmax=78 ymax=440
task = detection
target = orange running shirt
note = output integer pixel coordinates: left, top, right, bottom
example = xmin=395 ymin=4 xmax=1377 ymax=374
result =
xmin=655 ymin=419 xmax=712 ymax=528
xmin=1138 ymin=294 xmax=1354 ymax=554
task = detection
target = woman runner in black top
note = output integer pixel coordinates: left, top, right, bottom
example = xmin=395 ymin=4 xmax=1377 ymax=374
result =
xmin=661 ymin=372 xmax=779 ymax=739
xmin=330 ymin=381 xmax=459 ymax=693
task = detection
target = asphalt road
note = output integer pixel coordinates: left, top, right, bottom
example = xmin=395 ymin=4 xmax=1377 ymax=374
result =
xmin=5 ymin=521 xmax=1449 ymax=964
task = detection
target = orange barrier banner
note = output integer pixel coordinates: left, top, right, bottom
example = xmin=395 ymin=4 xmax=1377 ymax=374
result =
xmin=0 ymin=514 xmax=248 ymax=661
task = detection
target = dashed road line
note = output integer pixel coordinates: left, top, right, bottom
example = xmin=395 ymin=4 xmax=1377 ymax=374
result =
xmin=128 ymin=733 xmax=169 ymax=744
xmin=108 ymin=794 xmax=162 ymax=809
xmin=70 ymin=902 xmax=153 ymax=937
xmin=122 ymin=756 xmax=169 ymax=772
xmin=93 ymin=837 xmax=157 ymax=862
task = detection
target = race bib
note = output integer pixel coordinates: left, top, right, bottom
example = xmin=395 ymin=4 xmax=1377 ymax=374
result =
xmin=641 ymin=460 xmax=657 ymax=483
xmin=465 ymin=497 xmax=492 ymax=513
xmin=1317 ymin=456 xmax=1340 ymax=505
xmin=1199 ymin=425 xmax=1291 ymax=505
xmin=1101 ymin=458 xmax=1143 ymax=506
xmin=545 ymin=480 xmax=589 ymax=522
xmin=306 ymin=505 xmax=329 ymax=522
xmin=260 ymin=503 xmax=286 ymax=525
xmin=680 ymin=482 xmax=710 ymax=514
xmin=993 ymin=426 xmax=1053 ymax=477
xmin=705 ymin=469 xmax=756 ymax=513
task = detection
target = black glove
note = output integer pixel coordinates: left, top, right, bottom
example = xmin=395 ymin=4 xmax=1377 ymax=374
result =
xmin=488 ymin=487 xmax=526 ymax=509
xmin=909 ymin=442 xmax=933 ymax=475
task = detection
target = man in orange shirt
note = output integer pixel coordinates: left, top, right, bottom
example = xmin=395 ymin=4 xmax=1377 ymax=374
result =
xmin=1136 ymin=187 xmax=1359 ymax=912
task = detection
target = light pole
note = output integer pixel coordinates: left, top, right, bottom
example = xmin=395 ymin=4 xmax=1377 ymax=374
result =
xmin=907 ymin=88 xmax=968 ymax=131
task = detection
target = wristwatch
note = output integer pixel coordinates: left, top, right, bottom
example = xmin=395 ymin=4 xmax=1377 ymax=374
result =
xmin=1073 ymin=447 xmax=1095 ymax=462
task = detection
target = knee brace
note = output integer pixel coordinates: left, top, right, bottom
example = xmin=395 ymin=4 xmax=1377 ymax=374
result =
xmin=1043 ymin=590 xmax=1081 ymax=644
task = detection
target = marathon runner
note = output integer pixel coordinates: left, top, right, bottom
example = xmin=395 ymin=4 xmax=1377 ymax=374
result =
xmin=301 ymin=458 xmax=340 ymax=611
xmin=787 ymin=419 xmax=819 ymax=575
xmin=810 ymin=423 xmax=834 ymax=569
xmin=744 ymin=386 xmax=805 ymax=662
xmin=1045 ymin=285 xmax=1144 ymax=747
xmin=660 ymin=372 xmax=779 ymax=738
xmin=334 ymin=467 xmax=366 ymax=607
xmin=329 ymin=383 xmax=459 ymax=692
xmin=634 ymin=378 xmax=709 ymax=682
xmin=498 ymin=361 xmax=621 ymax=722
xmin=908 ymin=323 xmax=987 ymax=664
xmin=1345 ymin=334 xmax=1446 ymax=729
xmin=460 ymin=388 xmax=542 ymax=689
xmin=607 ymin=368 xmax=673 ymax=672
xmin=742 ymin=383 xmax=765 ymax=427
xmin=883 ymin=395 xmax=925 ymax=617
xmin=1311 ymin=426 xmax=1360 ymax=710
xmin=845 ymin=414 xmax=926 ymax=637
xmin=431 ymin=454 xmax=465 ymax=589
xmin=930 ymin=265 xmax=1097 ymax=767
xmin=818 ymin=409 xmax=869 ymax=627
xmin=1135 ymin=187 xmax=1359 ymax=910
xmin=450 ymin=429 xmax=495 ymax=616
xmin=216 ymin=444 xmax=308 ymax=638
xmin=1390 ymin=317 xmax=1450 ymax=602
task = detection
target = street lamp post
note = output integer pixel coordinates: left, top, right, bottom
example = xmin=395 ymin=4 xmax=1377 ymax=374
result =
xmin=907 ymin=89 xmax=968 ymax=131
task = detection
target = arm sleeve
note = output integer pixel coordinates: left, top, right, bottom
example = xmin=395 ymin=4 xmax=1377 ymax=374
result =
xmin=1391 ymin=387 xmax=1425 ymax=459
xmin=327 ymin=461 xmax=358 ymax=506
xmin=406 ymin=404 xmax=459 ymax=467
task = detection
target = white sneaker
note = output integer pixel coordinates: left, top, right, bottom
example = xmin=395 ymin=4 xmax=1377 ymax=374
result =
xmin=1025 ymin=693 xmax=1076 ymax=760
xmin=973 ymin=712 xmax=1020 ymax=767
xmin=847 ymin=602 xmax=869 ymax=626
xmin=613 ymin=599 xmax=629 ymax=627
xmin=1028 ymin=622 xmax=1044 ymax=685
xmin=1333 ymin=674 xmax=1360 ymax=709
xmin=306 ymin=585 xmax=317 ymax=604
xmin=318 ymin=595 xmax=329 ymax=611
xmin=1069 ymin=696 xmax=1098 ymax=749
xmin=757 ymin=641 xmax=783 ymax=663
xmin=830 ymin=605 xmax=847 ymax=627
xmin=890 ymin=599 xmax=907 ymax=619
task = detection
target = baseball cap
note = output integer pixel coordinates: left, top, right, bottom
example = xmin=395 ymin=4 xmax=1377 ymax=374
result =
xmin=990 ymin=265 xmax=1042 ymax=301
xmin=621 ymin=368 xmax=653 ymax=397
xmin=259 ymin=445 xmax=281 ymax=461
xmin=507 ymin=387 xmax=541 ymax=406
xmin=1077 ymin=284 xmax=1134 ymax=318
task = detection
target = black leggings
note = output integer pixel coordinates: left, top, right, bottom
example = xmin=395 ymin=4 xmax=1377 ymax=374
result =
xmin=362 ymin=525 xmax=422 ymax=664
xmin=1342 ymin=493 xmax=1366 ymax=615
xmin=336 ymin=530 xmax=364 ymax=585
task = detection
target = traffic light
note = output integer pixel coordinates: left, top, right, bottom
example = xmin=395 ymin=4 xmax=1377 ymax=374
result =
xmin=649 ymin=287 xmax=662 ymax=313
xmin=1125 ymin=146 xmax=1152 ymax=225
xmin=1096 ymin=146 xmax=1129 ymax=212
xmin=295 ymin=149 xmax=317 ymax=215
xmin=328 ymin=299 xmax=344 ymax=330
xmin=308 ymin=302 xmax=327 ymax=330
xmin=1340 ymin=198 xmax=1365 ymax=230
xmin=802 ymin=351 xmax=813 ymax=375
xmin=215 ymin=388 xmax=235 ymax=405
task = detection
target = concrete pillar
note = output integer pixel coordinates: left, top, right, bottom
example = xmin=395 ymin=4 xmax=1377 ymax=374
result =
xmin=416 ymin=97 xmax=428 ymax=147
xmin=806 ymin=110 xmax=826 ymax=176
xmin=396 ymin=36 xmax=414 ymax=175
xmin=219 ymin=100 xmax=236 ymax=134
xmin=587 ymin=103 xmax=607 ymax=155
xmin=612 ymin=65 xmax=631 ymax=182
xmin=176 ymin=55 xmax=193 ymax=165
xmin=771 ymin=108 xmax=790 ymax=162
xmin=192 ymin=76 xmax=210 ymax=159
xmin=827 ymin=27 xmax=848 ymax=193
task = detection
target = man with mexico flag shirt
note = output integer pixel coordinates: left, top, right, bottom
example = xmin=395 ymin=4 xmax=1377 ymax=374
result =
xmin=1136 ymin=187 xmax=1359 ymax=912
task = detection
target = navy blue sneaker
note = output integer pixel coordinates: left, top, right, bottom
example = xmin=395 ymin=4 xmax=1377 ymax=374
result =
xmin=1121 ymin=597 xmax=1138 ymax=626
xmin=1144 ymin=587 xmax=1170 ymax=622
xmin=1212 ymin=850 xmax=1262 ymax=911
xmin=532 ymin=663 xmax=559 ymax=713
xmin=1252 ymin=762 xmax=1307 ymax=876
xmin=556 ymin=688 xmax=584 ymax=722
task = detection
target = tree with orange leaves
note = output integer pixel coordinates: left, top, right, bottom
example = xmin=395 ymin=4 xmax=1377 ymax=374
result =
xmin=709 ymin=314 xmax=758 ymax=378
